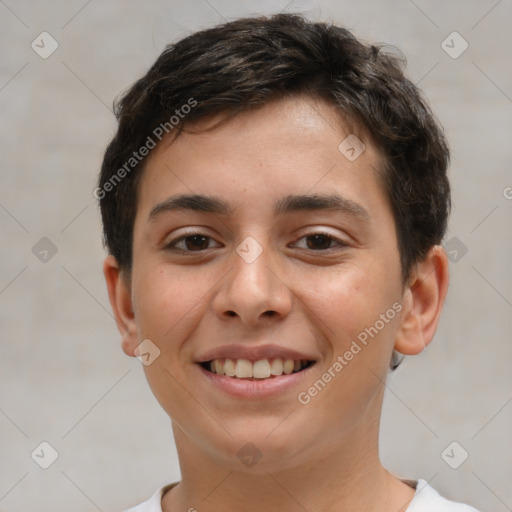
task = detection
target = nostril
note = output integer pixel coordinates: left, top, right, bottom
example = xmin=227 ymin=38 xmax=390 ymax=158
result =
xmin=226 ymin=311 xmax=237 ymax=317
xmin=263 ymin=310 xmax=276 ymax=317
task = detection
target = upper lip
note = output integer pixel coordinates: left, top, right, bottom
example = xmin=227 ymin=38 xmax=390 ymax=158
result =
xmin=196 ymin=344 xmax=317 ymax=363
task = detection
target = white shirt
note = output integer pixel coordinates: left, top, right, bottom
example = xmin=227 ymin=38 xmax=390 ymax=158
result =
xmin=123 ymin=479 xmax=480 ymax=511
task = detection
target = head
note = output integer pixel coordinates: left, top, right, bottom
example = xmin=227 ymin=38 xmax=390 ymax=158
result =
xmin=99 ymin=14 xmax=450 ymax=472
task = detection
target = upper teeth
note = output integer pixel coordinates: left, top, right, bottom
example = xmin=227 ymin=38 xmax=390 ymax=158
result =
xmin=208 ymin=358 xmax=309 ymax=379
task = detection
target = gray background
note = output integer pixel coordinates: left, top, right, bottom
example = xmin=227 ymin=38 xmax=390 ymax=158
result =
xmin=1 ymin=1 xmax=511 ymax=511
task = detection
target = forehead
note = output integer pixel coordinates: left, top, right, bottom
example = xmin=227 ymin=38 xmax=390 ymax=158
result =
xmin=136 ymin=96 xmax=387 ymax=220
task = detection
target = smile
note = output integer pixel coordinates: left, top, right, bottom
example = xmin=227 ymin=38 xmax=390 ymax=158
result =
xmin=197 ymin=358 xmax=317 ymax=399
xmin=200 ymin=358 xmax=315 ymax=379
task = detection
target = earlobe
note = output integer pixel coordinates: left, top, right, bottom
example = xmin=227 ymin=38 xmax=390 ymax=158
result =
xmin=103 ymin=255 xmax=139 ymax=357
xmin=394 ymin=245 xmax=449 ymax=356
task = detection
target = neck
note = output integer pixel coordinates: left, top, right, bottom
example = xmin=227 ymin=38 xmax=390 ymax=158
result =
xmin=162 ymin=411 xmax=415 ymax=512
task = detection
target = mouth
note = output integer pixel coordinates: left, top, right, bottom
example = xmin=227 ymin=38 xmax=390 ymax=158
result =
xmin=199 ymin=358 xmax=316 ymax=380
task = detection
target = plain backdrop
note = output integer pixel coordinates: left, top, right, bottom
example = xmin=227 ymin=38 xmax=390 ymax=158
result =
xmin=1 ymin=1 xmax=511 ymax=511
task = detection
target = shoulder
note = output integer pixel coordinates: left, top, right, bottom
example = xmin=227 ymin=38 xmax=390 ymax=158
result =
xmin=122 ymin=483 xmax=178 ymax=512
xmin=406 ymin=479 xmax=480 ymax=512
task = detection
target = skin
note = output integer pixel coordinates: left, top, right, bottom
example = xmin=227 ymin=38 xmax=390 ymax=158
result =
xmin=104 ymin=96 xmax=449 ymax=512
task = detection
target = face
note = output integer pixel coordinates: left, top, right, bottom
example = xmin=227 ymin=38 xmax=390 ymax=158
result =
xmin=115 ymin=96 xmax=415 ymax=472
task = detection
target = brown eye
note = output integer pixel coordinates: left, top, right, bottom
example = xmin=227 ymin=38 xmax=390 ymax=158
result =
xmin=166 ymin=233 xmax=220 ymax=252
xmin=183 ymin=235 xmax=210 ymax=251
xmin=305 ymin=234 xmax=334 ymax=250
xmin=291 ymin=231 xmax=348 ymax=252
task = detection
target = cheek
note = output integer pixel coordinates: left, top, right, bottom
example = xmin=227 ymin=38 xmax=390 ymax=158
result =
xmin=131 ymin=265 xmax=207 ymax=419
xmin=299 ymin=267 xmax=389 ymax=338
xmin=131 ymin=264 xmax=207 ymax=348
xmin=294 ymin=269 xmax=402 ymax=433
xmin=297 ymin=263 xmax=402 ymax=375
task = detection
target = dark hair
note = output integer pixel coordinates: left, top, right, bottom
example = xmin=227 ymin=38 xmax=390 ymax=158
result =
xmin=98 ymin=13 xmax=450 ymax=284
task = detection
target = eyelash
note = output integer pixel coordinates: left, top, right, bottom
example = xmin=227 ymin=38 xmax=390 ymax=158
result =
xmin=165 ymin=231 xmax=348 ymax=253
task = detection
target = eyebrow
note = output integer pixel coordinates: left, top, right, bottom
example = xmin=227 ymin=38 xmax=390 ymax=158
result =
xmin=148 ymin=193 xmax=370 ymax=222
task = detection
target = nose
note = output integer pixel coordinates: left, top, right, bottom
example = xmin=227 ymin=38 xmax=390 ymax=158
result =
xmin=212 ymin=241 xmax=293 ymax=327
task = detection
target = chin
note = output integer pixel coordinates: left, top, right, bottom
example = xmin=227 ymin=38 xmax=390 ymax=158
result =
xmin=203 ymin=420 xmax=318 ymax=474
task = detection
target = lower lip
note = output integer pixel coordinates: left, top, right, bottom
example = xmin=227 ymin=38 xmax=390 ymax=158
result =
xmin=197 ymin=363 xmax=315 ymax=399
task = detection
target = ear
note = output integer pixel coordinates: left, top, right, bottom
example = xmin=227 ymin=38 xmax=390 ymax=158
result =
xmin=394 ymin=245 xmax=449 ymax=355
xmin=103 ymin=255 xmax=139 ymax=357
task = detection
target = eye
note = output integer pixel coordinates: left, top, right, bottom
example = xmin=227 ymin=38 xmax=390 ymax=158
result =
xmin=292 ymin=232 xmax=348 ymax=251
xmin=165 ymin=233 xmax=221 ymax=252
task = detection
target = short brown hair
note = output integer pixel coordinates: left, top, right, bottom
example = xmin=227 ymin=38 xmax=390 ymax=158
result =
xmin=98 ymin=13 xmax=450 ymax=284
